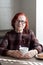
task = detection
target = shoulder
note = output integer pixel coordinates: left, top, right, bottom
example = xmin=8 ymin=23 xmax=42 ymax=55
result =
xmin=28 ymin=29 xmax=34 ymax=35
xmin=7 ymin=30 xmax=15 ymax=34
xmin=27 ymin=29 xmax=35 ymax=38
xmin=5 ymin=30 xmax=15 ymax=36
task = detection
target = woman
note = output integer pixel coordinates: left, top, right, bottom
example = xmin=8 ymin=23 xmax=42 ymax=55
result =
xmin=0 ymin=12 xmax=43 ymax=59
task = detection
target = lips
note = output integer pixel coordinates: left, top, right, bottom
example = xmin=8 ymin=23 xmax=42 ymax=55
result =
xmin=17 ymin=27 xmax=22 ymax=30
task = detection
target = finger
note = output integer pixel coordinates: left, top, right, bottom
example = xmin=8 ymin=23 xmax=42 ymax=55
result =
xmin=17 ymin=50 xmax=23 ymax=55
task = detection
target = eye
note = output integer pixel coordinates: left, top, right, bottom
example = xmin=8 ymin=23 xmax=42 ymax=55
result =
xmin=21 ymin=20 xmax=24 ymax=22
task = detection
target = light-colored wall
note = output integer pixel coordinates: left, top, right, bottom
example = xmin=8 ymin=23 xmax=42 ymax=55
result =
xmin=0 ymin=0 xmax=36 ymax=36
xmin=36 ymin=0 xmax=43 ymax=45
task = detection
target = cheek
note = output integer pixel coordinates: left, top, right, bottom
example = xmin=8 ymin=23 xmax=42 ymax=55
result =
xmin=15 ymin=22 xmax=18 ymax=28
xmin=23 ymin=24 xmax=26 ymax=29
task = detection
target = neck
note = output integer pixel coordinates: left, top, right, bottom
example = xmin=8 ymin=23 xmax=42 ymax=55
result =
xmin=15 ymin=29 xmax=23 ymax=33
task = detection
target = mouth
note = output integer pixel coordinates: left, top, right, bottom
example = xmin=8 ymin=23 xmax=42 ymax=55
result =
xmin=18 ymin=25 xmax=22 ymax=27
xmin=17 ymin=27 xmax=23 ymax=31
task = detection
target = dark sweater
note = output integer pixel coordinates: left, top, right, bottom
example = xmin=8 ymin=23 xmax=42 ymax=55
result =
xmin=0 ymin=29 xmax=43 ymax=55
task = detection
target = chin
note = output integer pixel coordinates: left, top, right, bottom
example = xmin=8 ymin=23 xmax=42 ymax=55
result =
xmin=18 ymin=30 xmax=23 ymax=33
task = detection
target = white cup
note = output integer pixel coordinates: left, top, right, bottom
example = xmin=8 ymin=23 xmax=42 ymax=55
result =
xmin=19 ymin=46 xmax=29 ymax=55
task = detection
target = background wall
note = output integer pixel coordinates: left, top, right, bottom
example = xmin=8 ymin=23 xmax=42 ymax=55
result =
xmin=0 ymin=0 xmax=36 ymax=36
xmin=36 ymin=0 xmax=43 ymax=45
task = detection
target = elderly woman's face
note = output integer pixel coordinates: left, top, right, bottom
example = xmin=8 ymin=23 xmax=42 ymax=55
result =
xmin=15 ymin=15 xmax=26 ymax=33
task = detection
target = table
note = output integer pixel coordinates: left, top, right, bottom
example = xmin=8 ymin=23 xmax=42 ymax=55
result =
xmin=0 ymin=56 xmax=43 ymax=65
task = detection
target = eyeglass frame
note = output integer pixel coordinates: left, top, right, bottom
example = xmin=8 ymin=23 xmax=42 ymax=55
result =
xmin=16 ymin=20 xmax=26 ymax=25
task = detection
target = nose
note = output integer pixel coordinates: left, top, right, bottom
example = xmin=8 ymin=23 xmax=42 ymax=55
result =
xmin=19 ymin=21 xmax=22 ymax=25
xmin=18 ymin=21 xmax=22 ymax=27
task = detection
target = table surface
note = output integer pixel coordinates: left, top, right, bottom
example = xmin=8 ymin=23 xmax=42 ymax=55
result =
xmin=0 ymin=56 xmax=43 ymax=65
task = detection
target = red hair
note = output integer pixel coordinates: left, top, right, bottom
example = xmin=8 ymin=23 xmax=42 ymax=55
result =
xmin=11 ymin=12 xmax=29 ymax=30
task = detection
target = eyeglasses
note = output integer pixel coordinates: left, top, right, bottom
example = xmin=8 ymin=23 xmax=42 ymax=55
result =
xmin=16 ymin=20 xmax=26 ymax=24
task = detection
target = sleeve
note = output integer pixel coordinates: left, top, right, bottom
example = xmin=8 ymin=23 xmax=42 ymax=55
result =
xmin=0 ymin=32 xmax=8 ymax=56
xmin=30 ymin=31 xmax=43 ymax=53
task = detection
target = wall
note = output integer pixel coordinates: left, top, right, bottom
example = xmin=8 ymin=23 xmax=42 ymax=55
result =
xmin=0 ymin=0 xmax=36 ymax=36
xmin=0 ymin=0 xmax=20 ymax=30
xmin=36 ymin=0 xmax=43 ymax=45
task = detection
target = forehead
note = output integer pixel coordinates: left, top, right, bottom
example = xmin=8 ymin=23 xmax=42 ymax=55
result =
xmin=18 ymin=15 xmax=26 ymax=21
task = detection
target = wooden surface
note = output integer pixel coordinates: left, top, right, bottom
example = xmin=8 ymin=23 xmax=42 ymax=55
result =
xmin=0 ymin=56 xmax=43 ymax=65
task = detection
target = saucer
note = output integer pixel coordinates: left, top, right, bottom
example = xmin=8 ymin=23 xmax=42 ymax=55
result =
xmin=35 ymin=53 xmax=43 ymax=60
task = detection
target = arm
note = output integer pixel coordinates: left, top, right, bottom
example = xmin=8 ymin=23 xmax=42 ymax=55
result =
xmin=30 ymin=31 xmax=43 ymax=53
xmin=0 ymin=33 xmax=23 ymax=58
xmin=23 ymin=31 xmax=43 ymax=59
xmin=0 ymin=33 xmax=8 ymax=55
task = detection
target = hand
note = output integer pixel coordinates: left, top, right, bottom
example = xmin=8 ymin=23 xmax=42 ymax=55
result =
xmin=23 ymin=49 xmax=38 ymax=59
xmin=7 ymin=50 xmax=23 ymax=58
xmin=12 ymin=50 xmax=24 ymax=58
